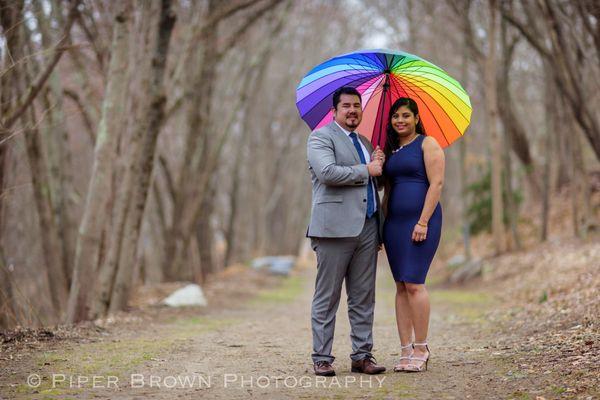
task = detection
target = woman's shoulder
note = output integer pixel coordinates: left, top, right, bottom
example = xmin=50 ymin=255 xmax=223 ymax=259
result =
xmin=421 ymin=135 xmax=442 ymax=151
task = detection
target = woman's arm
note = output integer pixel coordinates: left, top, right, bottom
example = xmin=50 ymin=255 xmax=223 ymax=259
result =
xmin=412 ymin=136 xmax=445 ymax=242
xmin=382 ymin=178 xmax=391 ymax=217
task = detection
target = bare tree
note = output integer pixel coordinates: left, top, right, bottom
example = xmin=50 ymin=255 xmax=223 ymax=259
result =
xmin=92 ymin=0 xmax=177 ymax=317
xmin=500 ymin=0 xmax=600 ymax=160
xmin=67 ymin=1 xmax=133 ymax=324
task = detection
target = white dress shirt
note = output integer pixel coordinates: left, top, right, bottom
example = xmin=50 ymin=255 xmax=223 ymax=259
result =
xmin=335 ymin=121 xmax=378 ymax=213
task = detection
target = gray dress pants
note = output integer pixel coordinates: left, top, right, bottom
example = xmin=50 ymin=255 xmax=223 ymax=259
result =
xmin=310 ymin=217 xmax=379 ymax=363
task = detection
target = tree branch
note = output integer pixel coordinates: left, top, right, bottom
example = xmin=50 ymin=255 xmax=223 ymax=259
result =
xmin=499 ymin=1 xmax=551 ymax=60
xmin=3 ymin=0 xmax=81 ymax=129
xmin=63 ymin=87 xmax=96 ymax=144
xmin=215 ymin=0 xmax=283 ymax=62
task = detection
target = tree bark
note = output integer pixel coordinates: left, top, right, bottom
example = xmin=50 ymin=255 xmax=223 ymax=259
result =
xmin=0 ymin=249 xmax=16 ymax=329
xmin=22 ymin=104 xmax=68 ymax=314
xmin=164 ymin=0 xmax=283 ymax=280
xmin=486 ymin=0 xmax=506 ymax=254
xmin=163 ymin=0 xmax=219 ymax=281
xmin=66 ymin=1 xmax=133 ymax=324
xmin=497 ymin=17 xmax=540 ymax=199
xmin=106 ymin=0 xmax=176 ymax=314
xmin=500 ymin=0 xmax=600 ymax=161
xmin=3 ymin=1 xmax=70 ymax=315
xmin=459 ymin=14 xmax=471 ymax=261
xmin=196 ymin=183 xmax=217 ymax=282
xmin=34 ymin=0 xmax=77 ymax=286
xmin=541 ymin=61 xmax=555 ymax=241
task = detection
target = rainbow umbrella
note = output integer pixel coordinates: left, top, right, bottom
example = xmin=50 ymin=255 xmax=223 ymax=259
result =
xmin=296 ymin=49 xmax=471 ymax=148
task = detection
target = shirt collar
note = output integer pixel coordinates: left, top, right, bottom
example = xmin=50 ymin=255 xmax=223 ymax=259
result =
xmin=334 ymin=121 xmax=354 ymax=137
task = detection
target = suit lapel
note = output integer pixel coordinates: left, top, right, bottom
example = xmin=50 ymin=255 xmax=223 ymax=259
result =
xmin=328 ymin=122 xmax=361 ymax=164
xmin=358 ymin=134 xmax=373 ymax=157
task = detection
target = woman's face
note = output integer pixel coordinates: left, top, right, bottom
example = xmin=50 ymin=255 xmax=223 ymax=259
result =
xmin=390 ymin=105 xmax=419 ymax=137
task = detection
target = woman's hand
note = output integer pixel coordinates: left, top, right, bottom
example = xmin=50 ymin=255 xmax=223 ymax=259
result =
xmin=412 ymin=223 xmax=428 ymax=242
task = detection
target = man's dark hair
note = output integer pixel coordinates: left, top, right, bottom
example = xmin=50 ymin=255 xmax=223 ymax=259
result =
xmin=332 ymin=86 xmax=362 ymax=110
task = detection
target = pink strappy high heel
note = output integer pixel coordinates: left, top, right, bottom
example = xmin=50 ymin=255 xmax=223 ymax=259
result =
xmin=393 ymin=343 xmax=414 ymax=372
xmin=405 ymin=342 xmax=430 ymax=372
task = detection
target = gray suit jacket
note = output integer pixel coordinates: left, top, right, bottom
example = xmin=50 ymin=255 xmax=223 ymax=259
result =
xmin=306 ymin=122 xmax=383 ymax=242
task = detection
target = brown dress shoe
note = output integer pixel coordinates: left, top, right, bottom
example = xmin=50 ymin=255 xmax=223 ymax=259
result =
xmin=351 ymin=356 xmax=386 ymax=374
xmin=314 ymin=360 xmax=336 ymax=376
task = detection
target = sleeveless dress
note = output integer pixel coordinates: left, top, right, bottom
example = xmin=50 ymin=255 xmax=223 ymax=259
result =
xmin=383 ymin=135 xmax=442 ymax=284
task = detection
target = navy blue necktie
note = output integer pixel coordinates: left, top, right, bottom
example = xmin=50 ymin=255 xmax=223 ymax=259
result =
xmin=349 ymin=132 xmax=375 ymax=218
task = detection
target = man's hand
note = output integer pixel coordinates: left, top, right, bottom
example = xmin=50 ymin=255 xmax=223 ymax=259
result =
xmin=367 ymin=159 xmax=383 ymax=176
xmin=371 ymin=146 xmax=385 ymax=164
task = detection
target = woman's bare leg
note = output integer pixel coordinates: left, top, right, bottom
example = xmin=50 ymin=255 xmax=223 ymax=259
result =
xmin=405 ymin=282 xmax=430 ymax=368
xmin=394 ymin=282 xmax=414 ymax=369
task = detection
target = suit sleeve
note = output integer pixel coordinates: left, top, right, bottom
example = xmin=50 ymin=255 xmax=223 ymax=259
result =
xmin=307 ymin=130 xmax=369 ymax=186
xmin=375 ymin=174 xmax=386 ymax=190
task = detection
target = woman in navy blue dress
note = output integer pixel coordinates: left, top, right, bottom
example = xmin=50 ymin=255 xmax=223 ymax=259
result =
xmin=382 ymin=98 xmax=445 ymax=373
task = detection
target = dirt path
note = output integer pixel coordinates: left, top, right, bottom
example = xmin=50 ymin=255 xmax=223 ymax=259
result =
xmin=0 ymin=258 xmax=595 ymax=399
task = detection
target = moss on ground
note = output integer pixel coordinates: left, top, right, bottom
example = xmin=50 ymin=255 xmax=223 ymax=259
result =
xmin=430 ymin=289 xmax=496 ymax=323
xmin=19 ymin=315 xmax=235 ymax=398
xmin=13 ymin=275 xmax=305 ymax=399
xmin=250 ymin=275 xmax=304 ymax=305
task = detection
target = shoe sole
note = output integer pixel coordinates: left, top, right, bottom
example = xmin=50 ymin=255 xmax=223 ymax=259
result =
xmin=350 ymin=367 xmax=386 ymax=374
xmin=314 ymin=371 xmax=336 ymax=376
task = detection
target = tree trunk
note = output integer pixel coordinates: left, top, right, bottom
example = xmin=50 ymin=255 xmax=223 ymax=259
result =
xmin=196 ymin=183 xmax=217 ymax=282
xmin=9 ymin=4 xmax=70 ymax=314
xmin=459 ymin=16 xmax=471 ymax=261
xmin=22 ymin=105 xmax=68 ymax=314
xmin=66 ymin=2 xmax=132 ymax=324
xmin=33 ymin=0 xmax=77 ymax=288
xmin=541 ymin=62 xmax=555 ymax=241
xmin=501 ymin=0 xmax=600 ymax=161
xmin=0 ymin=249 xmax=16 ymax=329
xmin=164 ymin=0 xmax=219 ymax=281
xmin=497 ymin=19 xmax=540 ymax=200
xmin=570 ymin=129 xmax=585 ymax=239
xmin=224 ymin=144 xmax=244 ymax=267
xmin=503 ymin=139 xmax=521 ymax=250
xmin=486 ymin=0 xmax=506 ymax=254
xmin=164 ymin=0 xmax=283 ymax=280
xmin=106 ymin=0 xmax=176 ymax=314
xmin=0 ymin=0 xmax=23 ymax=328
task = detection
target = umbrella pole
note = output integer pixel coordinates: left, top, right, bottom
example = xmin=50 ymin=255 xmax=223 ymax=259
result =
xmin=377 ymin=72 xmax=390 ymax=147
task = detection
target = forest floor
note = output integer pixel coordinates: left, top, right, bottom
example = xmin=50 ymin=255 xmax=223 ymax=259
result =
xmin=0 ymin=232 xmax=598 ymax=399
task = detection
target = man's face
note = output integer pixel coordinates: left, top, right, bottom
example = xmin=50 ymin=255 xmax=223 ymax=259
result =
xmin=333 ymin=94 xmax=362 ymax=131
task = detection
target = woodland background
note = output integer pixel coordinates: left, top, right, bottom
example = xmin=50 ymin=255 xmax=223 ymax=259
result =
xmin=0 ymin=0 xmax=598 ymax=330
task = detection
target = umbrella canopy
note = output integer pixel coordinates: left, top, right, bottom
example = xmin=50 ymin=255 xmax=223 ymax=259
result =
xmin=296 ymin=49 xmax=471 ymax=149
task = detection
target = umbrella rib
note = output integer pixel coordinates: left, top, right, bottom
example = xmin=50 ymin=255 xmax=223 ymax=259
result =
xmin=299 ymin=68 xmax=378 ymax=94
xmin=299 ymin=54 xmax=381 ymax=98
xmin=392 ymin=75 xmax=451 ymax=146
xmin=299 ymin=53 xmax=383 ymax=90
xmin=395 ymin=61 xmax=469 ymax=97
xmin=349 ymin=52 xmax=386 ymax=71
xmin=394 ymin=62 xmax=471 ymax=123
xmin=299 ymin=53 xmax=387 ymax=120
xmin=333 ymin=53 xmax=382 ymax=76
xmin=297 ymin=50 xmax=471 ymax=147
xmin=400 ymin=73 xmax=470 ymax=124
xmin=299 ymin=72 xmax=381 ymax=120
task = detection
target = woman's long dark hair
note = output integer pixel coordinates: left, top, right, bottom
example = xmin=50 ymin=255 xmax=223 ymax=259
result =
xmin=383 ymin=97 xmax=426 ymax=163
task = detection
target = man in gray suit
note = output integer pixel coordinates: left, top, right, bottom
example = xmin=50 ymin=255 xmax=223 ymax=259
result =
xmin=307 ymin=86 xmax=386 ymax=376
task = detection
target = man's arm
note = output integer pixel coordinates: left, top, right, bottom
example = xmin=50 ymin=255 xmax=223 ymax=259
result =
xmin=307 ymin=130 xmax=371 ymax=186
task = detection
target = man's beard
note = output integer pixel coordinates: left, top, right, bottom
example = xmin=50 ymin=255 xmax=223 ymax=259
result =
xmin=346 ymin=115 xmax=359 ymax=128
